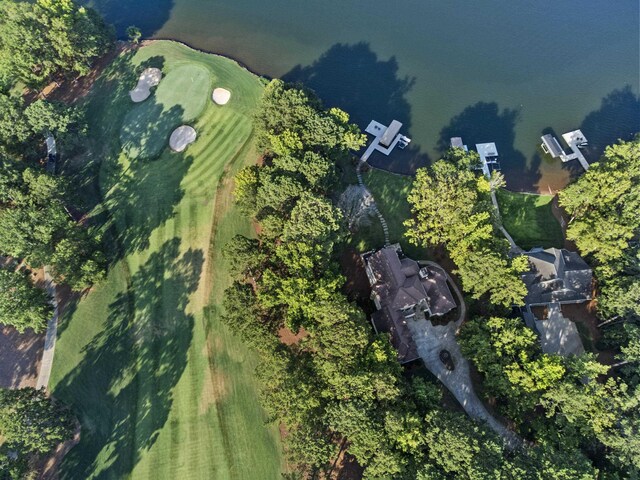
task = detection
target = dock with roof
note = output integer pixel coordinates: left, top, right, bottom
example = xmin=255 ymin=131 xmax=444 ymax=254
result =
xmin=540 ymin=129 xmax=589 ymax=171
xmin=361 ymin=119 xmax=411 ymax=161
xmin=475 ymin=142 xmax=502 ymax=178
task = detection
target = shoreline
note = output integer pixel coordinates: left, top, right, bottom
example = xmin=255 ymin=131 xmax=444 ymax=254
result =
xmin=141 ymin=37 xmax=274 ymax=84
xmin=136 ymin=39 xmax=568 ymax=195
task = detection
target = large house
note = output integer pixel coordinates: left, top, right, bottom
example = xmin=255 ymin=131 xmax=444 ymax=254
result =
xmin=362 ymin=244 xmax=456 ymax=363
xmin=521 ymin=247 xmax=593 ymax=306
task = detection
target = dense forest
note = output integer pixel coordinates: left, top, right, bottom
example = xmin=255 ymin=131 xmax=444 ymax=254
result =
xmin=0 ymin=0 xmax=111 ymax=477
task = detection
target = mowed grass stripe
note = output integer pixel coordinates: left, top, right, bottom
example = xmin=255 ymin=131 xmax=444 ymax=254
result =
xmin=50 ymin=41 xmax=282 ymax=480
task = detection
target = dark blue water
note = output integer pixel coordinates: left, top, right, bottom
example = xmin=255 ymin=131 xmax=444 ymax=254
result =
xmin=91 ymin=0 xmax=640 ymax=191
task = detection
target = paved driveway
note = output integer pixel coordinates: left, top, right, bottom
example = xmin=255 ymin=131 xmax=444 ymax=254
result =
xmin=407 ymin=317 xmax=520 ymax=447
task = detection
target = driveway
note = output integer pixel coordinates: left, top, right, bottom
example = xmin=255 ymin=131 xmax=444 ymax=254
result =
xmin=408 ymin=261 xmax=521 ymax=448
xmin=407 ymin=317 xmax=520 ymax=447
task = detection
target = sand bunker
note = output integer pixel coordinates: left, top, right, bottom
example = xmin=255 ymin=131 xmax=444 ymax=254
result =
xmin=129 ymin=68 xmax=163 ymax=102
xmin=169 ymin=125 xmax=197 ymax=152
xmin=212 ymin=88 xmax=231 ymax=105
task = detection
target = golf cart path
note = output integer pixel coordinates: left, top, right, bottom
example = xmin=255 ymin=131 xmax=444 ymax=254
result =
xmin=36 ymin=267 xmax=59 ymax=390
xmin=411 ymin=261 xmax=521 ymax=448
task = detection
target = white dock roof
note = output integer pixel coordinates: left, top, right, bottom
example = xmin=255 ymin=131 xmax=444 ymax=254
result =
xmin=450 ymin=137 xmax=464 ymax=149
xmin=475 ymin=142 xmax=498 ymax=159
xmin=380 ymin=120 xmax=402 ymax=147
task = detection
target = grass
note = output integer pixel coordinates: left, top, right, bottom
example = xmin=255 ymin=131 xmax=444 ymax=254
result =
xmin=496 ymin=189 xmax=564 ymax=250
xmin=120 ymin=63 xmax=211 ymax=159
xmin=49 ymin=41 xmax=283 ymax=479
xmin=349 ymin=167 xmax=430 ymax=259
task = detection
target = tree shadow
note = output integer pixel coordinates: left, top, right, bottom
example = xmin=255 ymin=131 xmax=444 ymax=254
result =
xmin=81 ymin=0 xmax=174 ymax=38
xmin=283 ymin=43 xmax=429 ymax=173
xmin=579 ymin=86 xmax=640 ymax=159
xmin=53 ymin=238 xmax=203 ymax=479
xmin=119 ymin=102 xmax=185 ymax=159
xmin=437 ymin=102 xmax=536 ymax=191
xmin=101 ymin=150 xmax=194 ymax=256
xmin=284 ymin=43 xmax=415 ymax=130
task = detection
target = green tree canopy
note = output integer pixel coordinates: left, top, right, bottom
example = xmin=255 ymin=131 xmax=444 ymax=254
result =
xmin=0 ymin=267 xmax=52 ymax=333
xmin=0 ymin=157 xmax=105 ymax=289
xmin=405 ymin=151 xmax=527 ymax=307
xmin=0 ymin=0 xmax=113 ymax=87
xmin=0 ymin=387 xmax=73 ymax=455
xmin=559 ymin=138 xmax=640 ymax=271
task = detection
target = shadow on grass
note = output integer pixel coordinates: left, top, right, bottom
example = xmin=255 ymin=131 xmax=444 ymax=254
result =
xmin=53 ymin=238 xmax=203 ymax=479
xmin=102 ymin=150 xmax=194 ymax=256
xmin=120 ymin=102 xmax=185 ymax=159
xmin=437 ymin=102 xmax=539 ymax=191
xmin=496 ymin=190 xmax=563 ymax=250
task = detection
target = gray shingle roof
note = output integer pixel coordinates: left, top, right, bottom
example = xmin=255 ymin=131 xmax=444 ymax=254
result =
xmin=364 ymin=244 xmax=456 ymax=362
xmin=522 ymin=248 xmax=592 ymax=306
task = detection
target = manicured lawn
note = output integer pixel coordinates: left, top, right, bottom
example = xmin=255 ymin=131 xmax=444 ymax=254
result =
xmin=353 ymin=167 xmax=429 ymax=259
xmin=49 ymin=41 xmax=283 ymax=479
xmin=496 ymin=189 xmax=564 ymax=250
xmin=120 ymin=63 xmax=211 ymax=159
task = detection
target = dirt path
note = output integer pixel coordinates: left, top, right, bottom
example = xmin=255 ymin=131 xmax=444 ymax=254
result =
xmin=0 ymin=325 xmax=44 ymax=388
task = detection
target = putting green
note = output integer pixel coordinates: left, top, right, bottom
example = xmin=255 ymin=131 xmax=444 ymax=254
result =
xmin=120 ymin=64 xmax=210 ymax=159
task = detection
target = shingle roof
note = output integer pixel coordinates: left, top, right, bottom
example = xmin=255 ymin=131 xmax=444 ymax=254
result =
xmin=522 ymin=248 xmax=592 ymax=306
xmin=364 ymin=245 xmax=456 ymax=362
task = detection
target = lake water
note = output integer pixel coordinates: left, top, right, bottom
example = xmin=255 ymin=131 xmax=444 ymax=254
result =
xmin=92 ymin=0 xmax=639 ymax=192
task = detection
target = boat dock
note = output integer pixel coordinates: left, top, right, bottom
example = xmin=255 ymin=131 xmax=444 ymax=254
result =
xmin=475 ymin=142 xmax=501 ymax=179
xmin=450 ymin=137 xmax=501 ymax=178
xmin=541 ymin=129 xmax=589 ymax=171
xmin=361 ymin=120 xmax=411 ymax=161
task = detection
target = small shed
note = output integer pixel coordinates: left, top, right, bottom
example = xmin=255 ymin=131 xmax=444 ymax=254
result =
xmin=379 ymin=120 xmax=402 ymax=147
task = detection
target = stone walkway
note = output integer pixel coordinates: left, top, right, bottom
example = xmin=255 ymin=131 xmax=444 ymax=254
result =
xmin=356 ymin=160 xmax=390 ymax=246
xmin=36 ymin=267 xmax=59 ymax=390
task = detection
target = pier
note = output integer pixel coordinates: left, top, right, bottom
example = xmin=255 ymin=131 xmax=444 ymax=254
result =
xmin=361 ymin=120 xmax=411 ymax=161
xmin=541 ymin=129 xmax=589 ymax=171
xmin=475 ymin=142 xmax=502 ymax=179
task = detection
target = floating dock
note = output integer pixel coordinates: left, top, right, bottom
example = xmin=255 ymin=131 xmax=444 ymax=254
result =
xmin=450 ymin=137 xmax=469 ymax=152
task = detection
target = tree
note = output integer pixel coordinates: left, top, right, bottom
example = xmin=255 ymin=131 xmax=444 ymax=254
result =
xmin=254 ymin=79 xmax=365 ymax=156
xmin=459 ymin=316 xmax=565 ymax=418
xmin=0 ymin=0 xmax=113 ymax=87
xmin=126 ymin=25 xmax=142 ymax=44
xmin=0 ymin=268 xmax=52 ymax=333
xmin=0 ymin=387 xmax=74 ymax=455
xmin=0 ymin=160 xmax=105 ymax=289
xmin=421 ymin=410 xmax=504 ymax=479
xmin=0 ymin=95 xmax=86 ymax=154
xmin=405 ymin=152 xmax=527 ymax=307
xmin=454 ymin=250 xmax=528 ymax=307
xmin=558 ymin=137 xmax=640 ymax=270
